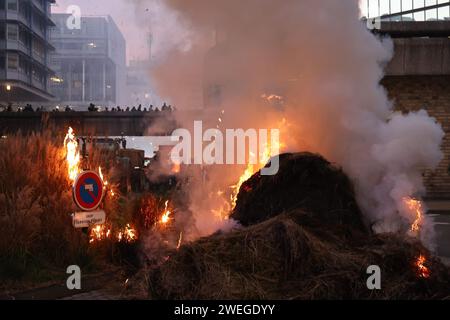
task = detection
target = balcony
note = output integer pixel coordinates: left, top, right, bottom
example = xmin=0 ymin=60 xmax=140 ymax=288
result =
xmin=6 ymin=70 xmax=31 ymax=84
xmin=32 ymin=51 xmax=46 ymax=65
xmin=31 ymin=21 xmax=46 ymax=40
xmin=5 ymin=40 xmax=32 ymax=57
xmin=4 ymin=10 xmax=30 ymax=27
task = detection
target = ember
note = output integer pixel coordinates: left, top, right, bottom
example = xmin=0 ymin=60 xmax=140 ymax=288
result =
xmin=89 ymin=224 xmax=110 ymax=243
xmin=177 ymin=232 xmax=183 ymax=249
xmin=172 ymin=163 xmax=181 ymax=174
xmin=89 ymin=224 xmax=137 ymax=244
xmin=121 ymin=223 xmax=138 ymax=243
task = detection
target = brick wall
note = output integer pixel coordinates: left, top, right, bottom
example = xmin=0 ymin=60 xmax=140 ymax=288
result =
xmin=382 ymin=75 xmax=450 ymax=199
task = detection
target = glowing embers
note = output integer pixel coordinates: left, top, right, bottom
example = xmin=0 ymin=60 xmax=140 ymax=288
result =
xmin=89 ymin=224 xmax=138 ymax=244
xmin=414 ymin=254 xmax=430 ymax=279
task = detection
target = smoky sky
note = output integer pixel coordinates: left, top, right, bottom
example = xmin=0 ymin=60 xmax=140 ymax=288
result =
xmin=51 ymin=1 xmax=366 ymax=64
xmin=53 ymin=0 xmax=153 ymax=61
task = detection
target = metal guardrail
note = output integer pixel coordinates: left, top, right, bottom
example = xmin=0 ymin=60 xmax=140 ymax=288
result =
xmin=363 ymin=0 xmax=450 ymax=21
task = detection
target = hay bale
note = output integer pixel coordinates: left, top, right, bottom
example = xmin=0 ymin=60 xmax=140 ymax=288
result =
xmin=231 ymin=152 xmax=366 ymax=232
xmin=148 ymin=210 xmax=450 ymax=300
xmin=148 ymin=152 xmax=450 ymax=299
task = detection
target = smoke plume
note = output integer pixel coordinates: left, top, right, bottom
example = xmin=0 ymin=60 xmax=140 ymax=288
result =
xmin=130 ymin=0 xmax=444 ymax=247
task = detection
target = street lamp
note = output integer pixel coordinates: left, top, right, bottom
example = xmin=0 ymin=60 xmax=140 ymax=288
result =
xmin=6 ymin=84 xmax=11 ymax=91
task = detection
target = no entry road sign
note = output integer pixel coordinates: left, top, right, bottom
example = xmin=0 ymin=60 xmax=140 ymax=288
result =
xmin=73 ymin=170 xmax=104 ymax=211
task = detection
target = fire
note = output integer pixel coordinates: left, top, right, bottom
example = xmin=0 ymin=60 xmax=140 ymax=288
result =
xmin=99 ymin=167 xmax=107 ymax=186
xmin=89 ymin=223 xmax=137 ymax=244
xmin=231 ymin=163 xmax=255 ymax=208
xmin=414 ymin=254 xmax=430 ymax=279
xmin=64 ymin=127 xmax=80 ymax=181
xmin=172 ymin=163 xmax=181 ymax=174
xmin=99 ymin=166 xmax=116 ymax=197
xmin=230 ymin=130 xmax=283 ymax=209
xmin=89 ymin=224 xmax=110 ymax=243
xmin=177 ymin=232 xmax=183 ymax=249
xmin=403 ymin=197 xmax=424 ymax=233
xmin=160 ymin=200 xmax=172 ymax=225
xmin=402 ymin=197 xmax=431 ymax=279
xmin=122 ymin=224 xmax=137 ymax=242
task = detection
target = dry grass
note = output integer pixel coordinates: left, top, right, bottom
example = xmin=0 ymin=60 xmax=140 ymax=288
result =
xmin=0 ymin=131 xmax=133 ymax=287
xmin=148 ymin=153 xmax=450 ymax=300
xmin=149 ymin=210 xmax=450 ymax=299
xmin=0 ymin=132 xmax=80 ymax=279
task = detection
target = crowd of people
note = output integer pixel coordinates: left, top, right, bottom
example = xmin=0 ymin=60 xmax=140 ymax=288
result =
xmin=0 ymin=102 xmax=176 ymax=113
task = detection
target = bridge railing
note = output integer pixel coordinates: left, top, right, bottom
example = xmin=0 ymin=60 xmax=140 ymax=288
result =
xmin=361 ymin=0 xmax=450 ymax=21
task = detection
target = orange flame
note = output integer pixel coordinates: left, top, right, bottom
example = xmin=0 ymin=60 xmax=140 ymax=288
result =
xmin=89 ymin=223 xmax=137 ymax=244
xmin=403 ymin=197 xmax=424 ymax=233
xmin=177 ymin=232 xmax=183 ymax=249
xmin=160 ymin=200 xmax=171 ymax=225
xmin=403 ymin=197 xmax=431 ymax=279
xmin=99 ymin=166 xmax=116 ymax=197
xmin=64 ymin=127 xmax=80 ymax=181
xmin=122 ymin=224 xmax=137 ymax=242
xmin=89 ymin=224 xmax=110 ymax=243
xmin=415 ymin=254 xmax=430 ymax=278
xmin=99 ymin=167 xmax=107 ymax=186
xmin=172 ymin=163 xmax=181 ymax=174
xmin=230 ymin=125 xmax=284 ymax=209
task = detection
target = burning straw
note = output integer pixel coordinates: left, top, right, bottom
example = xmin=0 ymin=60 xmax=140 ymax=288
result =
xmin=148 ymin=153 xmax=450 ymax=299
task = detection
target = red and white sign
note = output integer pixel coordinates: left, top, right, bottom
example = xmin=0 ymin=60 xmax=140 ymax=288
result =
xmin=73 ymin=171 xmax=104 ymax=211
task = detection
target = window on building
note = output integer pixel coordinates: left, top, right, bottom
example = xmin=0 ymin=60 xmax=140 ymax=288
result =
xmin=18 ymin=56 xmax=25 ymax=73
xmin=18 ymin=0 xmax=28 ymax=18
xmin=0 ymin=23 xmax=5 ymax=40
xmin=0 ymin=0 xmax=6 ymax=10
xmin=19 ymin=27 xmax=28 ymax=46
xmin=32 ymin=67 xmax=44 ymax=83
xmin=7 ymin=53 xmax=18 ymax=70
xmin=7 ymin=24 xmax=18 ymax=41
xmin=7 ymin=0 xmax=17 ymax=11
xmin=18 ymin=57 xmax=30 ymax=75
xmin=33 ymin=39 xmax=45 ymax=58
xmin=0 ymin=55 xmax=6 ymax=70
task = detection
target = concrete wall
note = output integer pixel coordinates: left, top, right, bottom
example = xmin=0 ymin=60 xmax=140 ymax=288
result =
xmin=386 ymin=38 xmax=450 ymax=76
xmin=381 ymin=21 xmax=450 ymax=199
xmin=380 ymin=21 xmax=450 ymax=38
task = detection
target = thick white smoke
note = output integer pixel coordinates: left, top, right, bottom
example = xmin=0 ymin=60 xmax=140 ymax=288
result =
xmin=129 ymin=0 xmax=444 ymax=246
